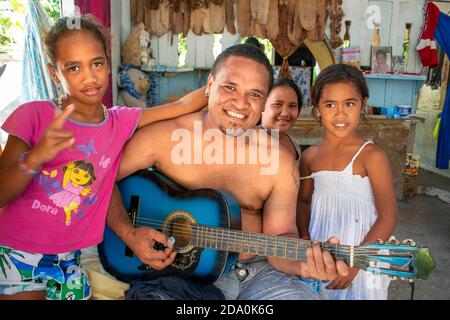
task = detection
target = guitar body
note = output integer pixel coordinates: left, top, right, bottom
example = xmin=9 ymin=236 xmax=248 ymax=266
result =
xmin=99 ymin=171 xmax=436 ymax=284
xmin=98 ymin=169 xmax=242 ymax=283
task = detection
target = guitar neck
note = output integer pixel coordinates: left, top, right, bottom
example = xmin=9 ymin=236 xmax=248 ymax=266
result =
xmin=190 ymin=225 xmax=353 ymax=266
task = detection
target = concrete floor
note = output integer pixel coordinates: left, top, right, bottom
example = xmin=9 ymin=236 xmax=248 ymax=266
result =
xmin=388 ymin=169 xmax=450 ymax=300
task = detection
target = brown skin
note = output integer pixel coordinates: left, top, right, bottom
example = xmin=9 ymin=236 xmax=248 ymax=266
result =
xmin=0 ymin=29 xmax=208 ymax=208
xmin=109 ymin=56 xmax=349 ymax=280
xmin=0 ymin=30 xmax=207 ymax=299
xmin=261 ymin=85 xmax=300 ymax=158
xmin=298 ymin=82 xmax=397 ymax=289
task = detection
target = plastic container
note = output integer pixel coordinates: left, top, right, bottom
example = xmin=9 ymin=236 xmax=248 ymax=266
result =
xmin=380 ymin=107 xmax=396 ymax=118
xmin=396 ymin=105 xmax=412 ymax=117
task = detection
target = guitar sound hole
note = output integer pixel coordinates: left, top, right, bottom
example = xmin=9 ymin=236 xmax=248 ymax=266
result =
xmin=168 ymin=217 xmax=193 ymax=249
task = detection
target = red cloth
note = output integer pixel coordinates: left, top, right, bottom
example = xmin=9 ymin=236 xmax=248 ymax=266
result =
xmin=75 ymin=0 xmax=113 ymax=108
xmin=417 ymin=1 xmax=441 ymax=67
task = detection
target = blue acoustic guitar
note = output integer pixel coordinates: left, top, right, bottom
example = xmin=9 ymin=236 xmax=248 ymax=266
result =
xmin=98 ymin=169 xmax=435 ymax=284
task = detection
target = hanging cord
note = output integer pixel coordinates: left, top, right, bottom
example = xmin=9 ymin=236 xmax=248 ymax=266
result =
xmin=409 ymin=281 xmax=415 ymax=300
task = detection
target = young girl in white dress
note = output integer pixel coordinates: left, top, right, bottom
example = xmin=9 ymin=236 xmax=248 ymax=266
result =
xmin=298 ymin=64 xmax=397 ymax=300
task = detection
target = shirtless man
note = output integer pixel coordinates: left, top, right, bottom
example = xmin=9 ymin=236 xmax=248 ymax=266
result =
xmin=107 ymin=44 xmax=348 ymax=300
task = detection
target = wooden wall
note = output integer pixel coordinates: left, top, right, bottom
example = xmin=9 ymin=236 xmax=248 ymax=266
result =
xmin=64 ymin=0 xmax=428 ymax=104
xmin=338 ymin=0 xmax=425 ymax=74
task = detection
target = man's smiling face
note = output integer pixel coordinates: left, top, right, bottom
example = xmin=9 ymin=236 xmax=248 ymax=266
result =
xmin=206 ymin=56 xmax=270 ymax=135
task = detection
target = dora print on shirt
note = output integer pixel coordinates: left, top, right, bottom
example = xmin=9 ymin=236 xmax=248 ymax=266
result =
xmin=49 ymin=160 xmax=96 ymax=226
xmin=0 ymin=100 xmax=142 ymax=254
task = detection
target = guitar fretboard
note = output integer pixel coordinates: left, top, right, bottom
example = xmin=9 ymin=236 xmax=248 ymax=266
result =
xmin=190 ymin=225 xmax=352 ymax=263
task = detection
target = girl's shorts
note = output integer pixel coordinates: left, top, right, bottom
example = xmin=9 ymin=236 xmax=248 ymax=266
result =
xmin=0 ymin=245 xmax=91 ymax=300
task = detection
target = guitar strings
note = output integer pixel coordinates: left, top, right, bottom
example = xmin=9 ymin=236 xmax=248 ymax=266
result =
xmin=130 ymin=217 xmax=407 ymax=258
xmin=127 ymin=219 xmax=411 ymax=269
xmin=131 ymin=215 xmax=393 ymax=256
xmin=132 ymin=216 xmax=401 ymax=256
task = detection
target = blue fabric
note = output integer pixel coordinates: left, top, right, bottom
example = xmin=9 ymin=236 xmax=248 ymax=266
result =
xmin=435 ymin=12 xmax=450 ymax=169
xmin=124 ymin=275 xmax=225 ymax=300
xmin=21 ymin=0 xmax=57 ymax=103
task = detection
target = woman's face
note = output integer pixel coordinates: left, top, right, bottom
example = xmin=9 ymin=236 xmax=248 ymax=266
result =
xmin=261 ymin=85 xmax=300 ymax=133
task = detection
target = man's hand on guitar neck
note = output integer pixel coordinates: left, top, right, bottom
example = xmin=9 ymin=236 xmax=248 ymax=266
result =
xmin=299 ymin=237 xmax=349 ymax=281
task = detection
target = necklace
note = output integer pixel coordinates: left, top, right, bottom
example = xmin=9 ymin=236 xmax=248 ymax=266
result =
xmin=55 ymin=99 xmax=107 ymax=121
xmin=101 ymin=104 xmax=107 ymax=120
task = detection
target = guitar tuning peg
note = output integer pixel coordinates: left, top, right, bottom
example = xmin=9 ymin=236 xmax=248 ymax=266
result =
xmin=388 ymin=236 xmax=400 ymax=245
xmin=402 ymin=239 xmax=416 ymax=246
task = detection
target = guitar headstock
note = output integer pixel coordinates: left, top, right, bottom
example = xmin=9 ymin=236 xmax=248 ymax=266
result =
xmin=355 ymin=237 xmax=436 ymax=281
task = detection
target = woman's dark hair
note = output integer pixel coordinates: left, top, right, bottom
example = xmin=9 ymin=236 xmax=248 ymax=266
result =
xmin=311 ymin=63 xmax=369 ymax=114
xmin=211 ymin=44 xmax=274 ymax=90
xmin=272 ymin=78 xmax=303 ymax=112
xmin=44 ymin=14 xmax=110 ymax=65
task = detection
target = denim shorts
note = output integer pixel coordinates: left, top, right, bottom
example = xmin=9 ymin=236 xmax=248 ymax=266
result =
xmin=0 ymin=245 xmax=91 ymax=300
xmin=213 ymin=257 xmax=319 ymax=300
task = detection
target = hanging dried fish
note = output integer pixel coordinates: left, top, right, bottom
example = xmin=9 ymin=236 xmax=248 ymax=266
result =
xmin=254 ymin=22 xmax=267 ymax=39
xmin=299 ymin=0 xmax=317 ymax=31
xmin=250 ymin=0 xmax=270 ymax=25
xmin=181 ymin=0 xmax=191 ymax=36
xmin=202 ymin=5 xmax=212 ymax=34
xmin=130 ymin=0 xmax=138 ymax=25
xmin=136 ymin=0 xmax=145 ymax=26
xmin=147 ymin=0 xmax=160 ymax=10
xmin=209 ymin=1 xmax=225 ymax=33
xmin=146 ymin=0 xmax=171 ymax=37
xmin=171 ymin=0 xmax=184 ymax=35
xmin=270 ymin=2 xmax=304 ymax=79
xmin=224 ymin=0 xmax=236 ymax=34
xmin=287 ymin=0 xmax=302 ymax=45
xmin=160 ymin=0 xmax=171 ymax=32
xmin=191 ymin=0 xmax=208 ymax=35
xmin=266 ymin=0 xmax=279 ymax=40
xmin=237 ymin=0 xmax=252 ymax=37
xmin=327 ymin=0 xmax=344 ymax=48
xmin=307 ymin=0 xmax=327 ymax=41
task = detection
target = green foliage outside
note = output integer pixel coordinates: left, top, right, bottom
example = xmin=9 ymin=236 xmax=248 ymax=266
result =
xmin=40 ymin=0 xmax=61 ymax=23
xmin=0 ymin=0 xmax=60 ymax=53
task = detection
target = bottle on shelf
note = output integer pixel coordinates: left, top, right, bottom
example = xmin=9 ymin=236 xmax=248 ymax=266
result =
xmin=403 ymin=23 xmax=412 ymax=69
xmin=343 ymin=20 xmax=351 ymax=48
xmin=372 ymin=22 xmax=380 ymax=47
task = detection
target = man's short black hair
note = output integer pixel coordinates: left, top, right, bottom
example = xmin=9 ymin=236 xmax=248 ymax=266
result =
xmin=244 ymin=37 xmax=262 ymax=49
xmin=211 ymin=44 xmax=274 ymax=90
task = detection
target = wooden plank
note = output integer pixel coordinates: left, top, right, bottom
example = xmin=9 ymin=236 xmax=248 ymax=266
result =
xmin=165 ymin=33 xmax=180 ymax=67
xmin=185 ymin=31 xmax=197 ymax=68
xmin=151 ymin=35 xmax=160 ymax=65
xmin=397 ymin=1 xmax=424 ymax=73
xmin=158 ymin=35 xmax=169 ymax=66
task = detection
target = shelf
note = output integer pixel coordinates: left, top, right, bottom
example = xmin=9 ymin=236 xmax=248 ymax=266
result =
xmin=364 ymin=73 xmax=427 ymax=81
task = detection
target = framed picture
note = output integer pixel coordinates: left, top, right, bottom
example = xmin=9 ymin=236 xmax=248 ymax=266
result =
xmin=371 ymin=46 xmax=392 ymax=73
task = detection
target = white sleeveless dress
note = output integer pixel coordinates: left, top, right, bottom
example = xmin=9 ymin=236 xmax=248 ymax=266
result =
xmin=301 ymin=141 xmax=390 ymax=300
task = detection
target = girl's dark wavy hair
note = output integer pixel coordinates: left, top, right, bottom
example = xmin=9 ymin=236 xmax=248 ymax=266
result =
xmin=43 ymin=14 xmax=110 ymax=65
xmin=311 ymin=64 xmax=369 ymax=119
